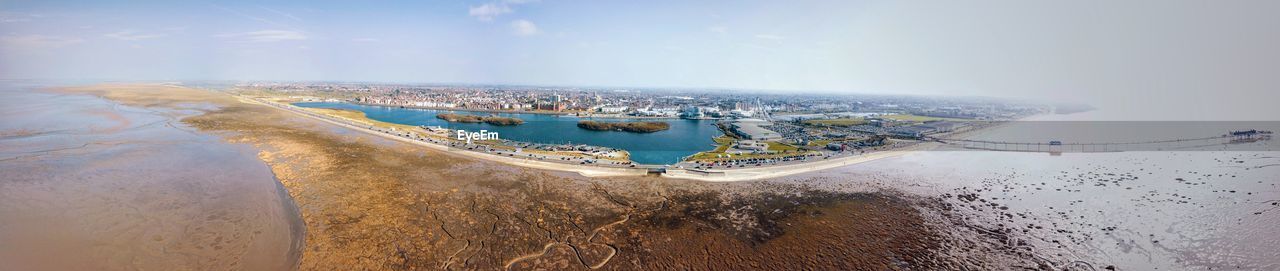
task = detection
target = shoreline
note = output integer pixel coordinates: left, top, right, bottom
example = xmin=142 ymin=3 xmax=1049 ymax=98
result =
xmin=242 ymin=96 xmax=652 ymax=178
xmin=248 ymin=95 xmax=941 ymax=181
xmin=27 ymin=83 xmax=1056 ymax=269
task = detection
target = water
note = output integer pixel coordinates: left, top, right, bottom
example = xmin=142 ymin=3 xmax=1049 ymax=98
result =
xmin=292 ymin=102 xmax=723 ymax=165
xmin=0 ymin=84 xmax=303 ymax=270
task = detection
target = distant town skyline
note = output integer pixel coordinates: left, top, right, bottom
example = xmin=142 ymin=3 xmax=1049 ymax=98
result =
xmin=3 ymin=0 xmax=1280 ymax=119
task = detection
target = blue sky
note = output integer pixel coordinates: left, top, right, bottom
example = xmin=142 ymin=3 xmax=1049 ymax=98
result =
xmin=3 ymin=0 xmax=1280 ymax=119
xmin=2 ymin=0 xmax=866 ymax=90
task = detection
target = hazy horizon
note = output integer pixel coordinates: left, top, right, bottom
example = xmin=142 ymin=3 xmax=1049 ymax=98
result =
xmin=4 ymin=0 xmax=1279 ymax=119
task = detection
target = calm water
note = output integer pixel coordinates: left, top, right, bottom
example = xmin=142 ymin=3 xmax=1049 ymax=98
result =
xmin=292 ymin=102 xmax=722 ymax=165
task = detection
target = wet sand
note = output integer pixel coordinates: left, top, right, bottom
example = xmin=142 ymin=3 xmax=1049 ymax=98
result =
xmin=779 ymin=148 xmax=1280 ymax=270
xmin=23 ymin=83 xmax=1042 ymax=269
xmin=0 ymin=86 xmax=302 ymax=270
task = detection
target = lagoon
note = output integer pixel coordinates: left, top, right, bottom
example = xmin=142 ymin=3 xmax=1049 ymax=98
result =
xmin=292 ymin=102 xmax=723 ymax=165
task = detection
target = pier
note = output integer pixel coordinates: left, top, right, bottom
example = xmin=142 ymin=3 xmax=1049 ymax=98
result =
xmin=928 ymin=130 xmax=1272 ymax=153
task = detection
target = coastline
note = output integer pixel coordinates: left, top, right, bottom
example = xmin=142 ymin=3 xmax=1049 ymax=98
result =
xmin=25 ymin=83 xmax=1054 ymax=269
xmin=255 ymin=95 xmax=951 ymax=182
xmin=244 ymin=96 xmax=652 ymax=178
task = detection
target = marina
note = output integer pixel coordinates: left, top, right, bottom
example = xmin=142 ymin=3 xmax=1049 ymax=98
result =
xmin=292 ymin=101 xmax=723 ymax=165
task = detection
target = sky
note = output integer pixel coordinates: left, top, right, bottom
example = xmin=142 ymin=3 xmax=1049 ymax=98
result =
xmin=2 ymin=0 xmax=1279 ymax=119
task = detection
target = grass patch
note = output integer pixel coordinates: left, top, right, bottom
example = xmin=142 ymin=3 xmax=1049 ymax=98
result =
xmin=802 ymin=118 xmax=866 ymax=127
xmin=577 ymin=120 xmax=670 ymax=133
xmin=766 ymin=141 xmax=800 ymax=152
xmin=712 ymin=135 xmax=735 ymax=145
xmin=436 ymin=113 xmax=524 ymax=126
xmin=687 ymin=135 xmax=736 ymax=161
xmin=879 ymin=114 xmax=969 ymax=122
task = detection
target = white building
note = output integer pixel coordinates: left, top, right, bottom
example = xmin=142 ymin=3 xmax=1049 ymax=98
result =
xmin=730 ymin=119 xmax=781 ymax=141
xmin=596 ymin=105 xmax=629 ymax=113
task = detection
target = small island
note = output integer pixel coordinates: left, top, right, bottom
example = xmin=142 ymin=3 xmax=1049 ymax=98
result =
xmin=436 ymin=113 xmax=525 ymax=126
xmin=577 ymin=120 xmax=670 ymax=133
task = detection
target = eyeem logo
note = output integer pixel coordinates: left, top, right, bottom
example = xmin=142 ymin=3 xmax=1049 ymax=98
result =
xmin=457 ymin=129 xmax=499 ymax=144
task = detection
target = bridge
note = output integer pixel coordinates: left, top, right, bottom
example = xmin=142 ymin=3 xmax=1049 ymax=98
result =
xmin=927 ymin=130 xmax=1272 ymax=153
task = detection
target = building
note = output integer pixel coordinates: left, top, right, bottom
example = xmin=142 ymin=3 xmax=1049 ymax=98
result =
xmin=889 ymin=126 xmax=936 ymax=138
xmin=536 ymin=102 xmax=566 ymax=111
xmin=680 ymin=106 xmax=720 ymax=119
xmin=730 ymin=119 xmax=782 ymax=141
xmin=596 ymin=105 xmax=628 ymax=113
xmin=634 ymin=108 xmax=678 ymax=117
xmin=728 ymin=109 xmax=754 ymax=118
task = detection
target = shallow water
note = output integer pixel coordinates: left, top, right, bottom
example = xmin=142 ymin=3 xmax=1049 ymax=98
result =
xmin=0 ymin=85 xmax=303 ymax=270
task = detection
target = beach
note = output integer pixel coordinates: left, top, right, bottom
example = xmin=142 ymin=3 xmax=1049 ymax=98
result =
xmin=7 ymin=83 xmax=1040 ymax=270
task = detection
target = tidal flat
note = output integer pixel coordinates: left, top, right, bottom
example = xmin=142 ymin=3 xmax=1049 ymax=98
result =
xmin=0 ymin=84 xmax=302 ymax=270
xmin=0 ymin=83 xmax=1048 ymax=270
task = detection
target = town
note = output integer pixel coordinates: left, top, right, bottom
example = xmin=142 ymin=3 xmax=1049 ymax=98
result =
xmin=239 ymin=82 xmax=1054 ymax=170
xmin=242 ymin=82 xmax=1048 ymax=120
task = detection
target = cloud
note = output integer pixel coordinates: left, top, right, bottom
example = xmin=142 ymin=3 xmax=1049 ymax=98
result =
xmin=0 ymin=35 xmax=84 ymax=48
xmin=216 ymin=30 xmax=307 ymax=42
xmin=0 ymin=12 xmax=40 ymax=23
xmin=754 ymin=34 xmax=785 ymax=41
xmin=469 ymin=0 xmax=538 ymax=21
xmin=104 ymin=30 xmax=165 ymax=41
xmin=510 ymin=19 xmax=539 ymax=36
xmin=469 ymin=3 xmax=512 ymax=22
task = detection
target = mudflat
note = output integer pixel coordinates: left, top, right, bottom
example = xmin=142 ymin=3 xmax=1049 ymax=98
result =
xmin=33 ymin=83 xmax=1034 ymax=270
xmin=0 ymin=84 xmax=302 ymax=270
